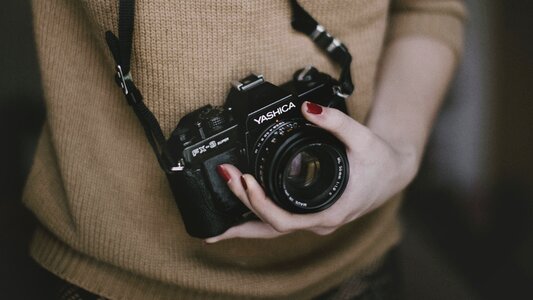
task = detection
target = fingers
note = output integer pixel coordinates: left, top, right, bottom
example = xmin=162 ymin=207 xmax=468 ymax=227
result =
xmin=204 ymin=221 xmax=283 ymax=243
xmin=205 ymin=220 xmax=339 ymax=243
xmin=301 ymin=101 xmax=371 ymax=151
xmin=240 ymin=174 xmax=325 ymax=233
xmin=218 ymin=164 xmax=284 ymax=224
xmin=219 ymin=164 xmax=322 ymax=231
xmin=217 ymin=164 xmax=253 ymax=210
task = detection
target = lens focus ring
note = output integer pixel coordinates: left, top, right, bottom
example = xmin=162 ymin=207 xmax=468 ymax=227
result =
xmin=252 ymin=120 xmax=349 ymax=213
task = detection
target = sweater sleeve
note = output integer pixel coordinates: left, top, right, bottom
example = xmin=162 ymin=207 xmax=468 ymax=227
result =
xmin=387 ymin=0 xmax=467 ymax=59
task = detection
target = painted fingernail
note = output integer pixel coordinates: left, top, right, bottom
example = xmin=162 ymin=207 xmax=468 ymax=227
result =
xmin=240 ymin=176 xmax=248 ymax=190
xmin=306 ymin=102 xmax=323 ymax=114
xmin=216 ymin=165 xmax=231 ymax=182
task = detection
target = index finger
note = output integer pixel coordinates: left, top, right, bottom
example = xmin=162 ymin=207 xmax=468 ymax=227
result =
xmin=240 ymin=174 xmax=327 ymax=233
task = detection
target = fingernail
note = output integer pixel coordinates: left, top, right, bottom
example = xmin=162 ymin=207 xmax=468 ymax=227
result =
xmin=240 ymin=176 xmax=248 ymax=190
xmin=306 ymin=102 xmax=323 ymax=114
xmin=216 ymin=165 xmax=231 ymax=182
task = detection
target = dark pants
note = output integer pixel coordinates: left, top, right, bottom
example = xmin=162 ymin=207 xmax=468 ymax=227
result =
xmin=316 ymin=248 xmax=401 ymax=300
xmin=45 ymin=249 xmax=401 ymax=300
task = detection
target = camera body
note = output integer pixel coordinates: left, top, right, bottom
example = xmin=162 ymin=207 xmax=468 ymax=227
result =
xmin=166 ymin=67 xmax=349 ymax=238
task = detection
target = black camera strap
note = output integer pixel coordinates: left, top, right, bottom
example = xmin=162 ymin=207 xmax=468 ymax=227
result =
xmin=105 ymin=0 xmax=173 ymax=172
xmin=289 ymin=0 xmax=354 ymax=97
xmin=105 ymin=0 xmax=354 ymax=172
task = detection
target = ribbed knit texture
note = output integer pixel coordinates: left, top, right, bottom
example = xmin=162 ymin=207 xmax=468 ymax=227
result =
xmin=24 ymin=0 xmax=465 ymax=299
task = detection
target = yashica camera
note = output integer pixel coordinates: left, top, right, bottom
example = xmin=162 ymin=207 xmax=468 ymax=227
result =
xmin=165 ymin=66 xmax=350 ymax=238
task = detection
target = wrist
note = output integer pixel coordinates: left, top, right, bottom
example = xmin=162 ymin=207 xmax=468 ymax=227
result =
xmin=374 ymin=132 xmax=421 ymax=189
xmin=395 ymin=143 xmax=420 ymax=187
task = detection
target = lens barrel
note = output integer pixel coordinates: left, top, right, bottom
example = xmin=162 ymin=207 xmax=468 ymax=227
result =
xmin=254 ymin=121 xmax=349 ymax=213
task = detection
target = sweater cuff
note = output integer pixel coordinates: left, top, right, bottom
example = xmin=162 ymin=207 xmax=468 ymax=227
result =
xmin=387 ymin=11 xmax=466 ymax=61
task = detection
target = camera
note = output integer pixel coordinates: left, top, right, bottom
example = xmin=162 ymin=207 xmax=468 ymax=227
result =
xmin=165 ymin=66 xmax=350 ymax=238
xmin=105 ymin=0 xmax=356 ymax=239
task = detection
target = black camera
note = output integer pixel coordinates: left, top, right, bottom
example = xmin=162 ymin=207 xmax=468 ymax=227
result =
xmin=165 ymin=67 xmax=350 ymax=238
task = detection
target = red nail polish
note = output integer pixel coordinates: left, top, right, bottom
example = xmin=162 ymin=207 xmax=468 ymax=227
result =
xmin=216 ymin=165 xmax=231 ymax=182
xmin=306 ymin=102 xmax=323 ymax=114
xmin=240 ymin=176 xmax=248 ymax=190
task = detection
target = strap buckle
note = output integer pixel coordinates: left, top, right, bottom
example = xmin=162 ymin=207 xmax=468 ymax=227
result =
xmin=116 ymin=65 xmax=132 ymax=95
xmin=310 ymin=24 xmax=344 ymax=54
xmin=333 ymin=86 xmax=350 ymax=99
xmin=115 ymin=64 xmax=139 ymax=105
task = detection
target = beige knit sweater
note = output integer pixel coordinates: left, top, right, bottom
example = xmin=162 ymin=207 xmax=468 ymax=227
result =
xmin=25 ymin=0 xmax=465 ymax=299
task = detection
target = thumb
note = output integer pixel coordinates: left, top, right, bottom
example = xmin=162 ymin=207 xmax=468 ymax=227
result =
xmin=301 ymin=101 xmax=370 ymax=149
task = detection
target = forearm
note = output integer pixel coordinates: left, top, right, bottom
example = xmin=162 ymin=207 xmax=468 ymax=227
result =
xmin=367 ymin=36 xmax=457 ymax=174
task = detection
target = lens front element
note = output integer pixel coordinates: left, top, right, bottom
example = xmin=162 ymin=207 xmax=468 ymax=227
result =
xmin=286 ymin=151 xmax=321 ymax=188
xmin=254 ymin=121 xmax=349 ymax=213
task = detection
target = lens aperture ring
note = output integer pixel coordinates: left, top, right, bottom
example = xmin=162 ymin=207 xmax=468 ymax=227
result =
xmin=253 ymin=121 xmax=303 ymax=187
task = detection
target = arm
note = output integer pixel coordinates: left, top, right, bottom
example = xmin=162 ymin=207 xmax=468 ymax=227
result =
xmin=372 ymin=0 xmax=466 ymax=168
xmin=366 ymin=36 xmax=456 ymax=195
xmin=206 ymin=2 xmax=466 ymax=242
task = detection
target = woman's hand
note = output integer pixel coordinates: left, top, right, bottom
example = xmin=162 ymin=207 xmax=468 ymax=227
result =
xmin=206 ymin=35 xmax=458 ymax=243
xmin=205 ymin=101 xmax=418 ymax=243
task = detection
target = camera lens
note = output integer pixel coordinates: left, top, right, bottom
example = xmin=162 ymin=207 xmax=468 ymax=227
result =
xmin=283 ymin=145 xmax=344 ymax=208
xmin=254 ymin=121 xmax=349 ymax=213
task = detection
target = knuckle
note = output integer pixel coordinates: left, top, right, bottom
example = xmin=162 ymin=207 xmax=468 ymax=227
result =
xmin=229 ymin=181 xmax=247 ymax=196
xmin=247 ymin=194 xmax=265 ymax=209
xmin=235 ymin=190 xmax=248 ymax=201
xmin=343 ymin=213 xmax=358 ymax=224
xmin=314 ymin=228 xmax=336 ymax=236
xmin=321 ymin=214 xmax=342 ymax=228
xmin=357 ymin=125 xmax=375 ymax=148
xmin=271 ymin=221 xmax=292 ymax=233
xmin=327 ymin=111 xmax=347 ymax=132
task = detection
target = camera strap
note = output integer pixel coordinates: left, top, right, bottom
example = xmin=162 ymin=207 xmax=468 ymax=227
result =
xmin=105 ymin=0 xmax=174 ymax=172
xmin=105 ymin=0 xmax=354 ymax=172
xmin=289 ymin=0 xmax=355 ymax=97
